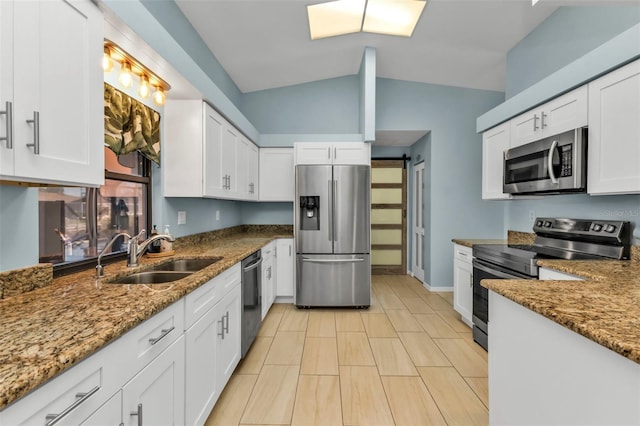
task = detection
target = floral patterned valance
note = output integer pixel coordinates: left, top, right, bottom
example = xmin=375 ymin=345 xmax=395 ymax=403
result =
xmin=104 ymin=83 xmax=161 ymax=165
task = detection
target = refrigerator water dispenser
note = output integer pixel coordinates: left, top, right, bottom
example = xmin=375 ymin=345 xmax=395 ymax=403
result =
xmin=299 ymin=196 xmax=320 ymax=230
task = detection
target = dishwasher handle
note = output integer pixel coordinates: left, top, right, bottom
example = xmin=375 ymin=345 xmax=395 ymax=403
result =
xmin=243 ymin=257 xmax=263 ymax=272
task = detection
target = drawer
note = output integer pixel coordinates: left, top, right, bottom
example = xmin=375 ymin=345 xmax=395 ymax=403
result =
xmin=262 ymin=241 xmax=276 ymax=258
xmin=184 ymin=263 xmax=241 ymax=329
xmin=453 ymin=244 xmax=472 ymax=263
xmin=1 ymin=359 xmax=108 ymax=425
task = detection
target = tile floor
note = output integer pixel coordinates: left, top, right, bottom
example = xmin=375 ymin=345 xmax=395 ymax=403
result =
xmin=205 ymin=275 xmax=488 ymax=425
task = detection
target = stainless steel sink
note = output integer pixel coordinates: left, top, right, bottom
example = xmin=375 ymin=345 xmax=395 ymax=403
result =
xmin=109 ymin=271 xmax=192 ymax=285
xmin=148 ymin=257 xmax=223 ymax=272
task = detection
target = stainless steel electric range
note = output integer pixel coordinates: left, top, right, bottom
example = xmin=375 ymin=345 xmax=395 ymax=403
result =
xmin=471 ymin=217 xmax=632 ymax=351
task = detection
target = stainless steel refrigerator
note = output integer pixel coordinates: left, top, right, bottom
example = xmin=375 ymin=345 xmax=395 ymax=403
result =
xmin=295 ymin=164 xmax=371 ymax=307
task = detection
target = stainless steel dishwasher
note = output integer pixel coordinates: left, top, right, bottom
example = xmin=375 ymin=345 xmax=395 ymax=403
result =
xmin=241 ymin=250 xmax=262 ymax=358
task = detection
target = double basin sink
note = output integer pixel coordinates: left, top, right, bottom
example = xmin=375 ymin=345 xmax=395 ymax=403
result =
xmin=109 ymin=257 xmax=222 ymax=285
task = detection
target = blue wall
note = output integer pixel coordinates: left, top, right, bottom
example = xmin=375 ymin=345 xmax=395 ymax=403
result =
xmin=0 ymin=186 xmax=38 ymax=270
xmin=239 ymin=76 xmax=360 ymax=135
xmin=506 ymin=6 xmax=640 ymax=98
xmin=377 ymin=78 xmax=505 ymax=287
xmin=502 ymin=6 xmax=640 ymax=244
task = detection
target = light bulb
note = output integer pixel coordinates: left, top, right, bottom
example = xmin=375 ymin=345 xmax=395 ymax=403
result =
xmin=138 ymin=75 xmax=151 ymax=98
xmin=118 ymin=62 xmax=133 ymax=88
xmin=153 ymin=87 xmax=166 ymax=105
xmin=102 ymin=47 xmax=113 ymax=72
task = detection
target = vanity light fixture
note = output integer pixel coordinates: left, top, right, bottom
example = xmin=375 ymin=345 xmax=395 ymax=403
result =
xmin=103 ymin=40 xmax=171 ymax=106
xmin=307 ymin=0 xmax=427 ymax=40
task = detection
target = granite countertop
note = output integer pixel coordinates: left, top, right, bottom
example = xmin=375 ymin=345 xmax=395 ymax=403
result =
xmin=0 ymin=229 xmax=291 ymax=410
xmin=452 ymin=238 xmax=506 ymax=248
xmin=483 ymin=249 xmax=640 ymax=365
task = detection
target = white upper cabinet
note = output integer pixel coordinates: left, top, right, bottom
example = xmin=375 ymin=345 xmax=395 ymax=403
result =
xmin=587 ymin=59 xmax=640 ymax=195
xmin=0 ymin=0 xmax=103 ymax=186
xmin=482 ymin=122 xmax=511 ymax=200
xmin=294 ymin=142 xmax=370 ymax=165
xmin=259 ymin=148 xmax=294 ymax=201
xmin=510 ymin=86 xmax=587 ymax=148
xmin=164 ymin=100 xmax=258 ymax=200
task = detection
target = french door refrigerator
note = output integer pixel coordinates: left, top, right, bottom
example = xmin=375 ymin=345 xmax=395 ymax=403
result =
xmin=295 ymin=164 xmax=371 ymax=307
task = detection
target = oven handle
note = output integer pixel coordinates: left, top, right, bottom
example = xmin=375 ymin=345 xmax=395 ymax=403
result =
xmin=547 ymin=139 xmax=559 ymax=184
xmin=473 ymin=259 xmax=533 ymax=280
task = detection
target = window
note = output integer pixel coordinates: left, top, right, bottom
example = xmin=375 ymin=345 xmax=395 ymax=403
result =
xmin=39 ymin=148 xmax=151 ymax=275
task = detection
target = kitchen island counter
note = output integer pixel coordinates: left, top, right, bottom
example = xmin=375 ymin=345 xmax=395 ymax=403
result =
xmin=482 ymin=246 xmax=640 ymax=364
xmin=0 ymin=227 xmax=292 ymax=410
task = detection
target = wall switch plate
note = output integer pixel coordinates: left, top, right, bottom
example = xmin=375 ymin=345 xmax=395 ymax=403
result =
xmin=178 ymin=211 xmax=187 ymax=225
xmin=529 ymin=210 xmax=536 ymax=222
xmin=216 ymin=210 xmax=220 ymax=221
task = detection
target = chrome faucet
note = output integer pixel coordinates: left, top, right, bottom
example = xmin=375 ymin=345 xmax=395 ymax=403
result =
xmin=96 ymin=232 xmax=132 ymax=277
xmin=128 ymin=232 xmax=175 ymax=267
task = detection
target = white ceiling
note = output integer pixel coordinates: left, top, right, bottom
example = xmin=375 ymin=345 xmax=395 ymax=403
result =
xmin=175 ymin=0 xmax=569 ymax=94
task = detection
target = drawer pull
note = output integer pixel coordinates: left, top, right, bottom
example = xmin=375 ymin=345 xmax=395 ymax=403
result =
xmin=45 ymin=385 xmax=100 ymax=426
xmin=130 ymin=403 xmax=143 ymax=426
xmin=457 ymin=251 xmax=468 ymax=257
xmin=148 ymin=326 xmax=175 ymax=345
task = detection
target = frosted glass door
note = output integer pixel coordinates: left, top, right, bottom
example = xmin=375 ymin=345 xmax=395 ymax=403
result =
xmin=412 ymin=162 xmax=425 ymax=281
xmin=370 ymin=160 xmax=406 ymax=274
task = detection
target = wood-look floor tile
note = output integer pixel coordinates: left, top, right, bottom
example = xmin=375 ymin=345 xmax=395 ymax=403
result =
xmin=369 ymin=338 xmax=418 ymax=376
xmin=365 ymin=296 xmax=386 ymax=314
xmin=414 ymin=313 xmax=460 ymax=338
xmin=236 ymin=336 xmax=273 ymax=374
xmin=301 ymin=337 xmax=339 ymax=375
xmin=269 ymin=303 xmax=290 ymax=313
xmin=389 ymin=285 xmax=420 ymax=299
xmin=386 ymin=309 xmax=423 ymax=332
xmin=335 ymin=312 xmax=364 ymax=332
xmin=465 ymin=377 xmax=489 ymax=408
xmin=241 ymin=365 xmax=299 ymax=425
xmin=205 ymin=374 xmax=257 ymax=426
xmin=434 ymin=338 xmax=488 ymax=377
xmin=439 ymin=292 xmax=454 ymax=305
xmin=278 ymin=309 xmax=309 ymax=332
xmin=459 ymin=332 xmax=489 ymax=362
xmin=361 ymin=313 xmax=397 ymax=337
xmin=421 ymin=294 xmax=454 ymax=311
xmin=399 ymin=297 xmax=435 ymax=314
xmin=340 ymin=366 xmax=395 ymax=426
xmin=265 ymin=332 xmax=305 ymax=365
xmin=418 ymin=367 xmax=488 ymax=426
xmin=381 ymin=376 xmax=447 ymax=426
xmin=397 ymin=332 xmax=451 ymax=367
xmin=258 ymin=312 xmax=283 ymax=337
xmin=376 ymin=291 xmax=406 ymax=310
xmin=291 ymin=375 xmax=342 ymax=426
xmin=306 ymin=311 xmax=336 ymax=337
xmin=436 ymin=309 xmax=472 ymax=333
xmin=337 ymin=332 xmax=375 ymax=366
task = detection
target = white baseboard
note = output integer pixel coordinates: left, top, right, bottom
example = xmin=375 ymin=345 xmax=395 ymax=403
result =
xmin=422 ymin=282 xmax=453 ymax=293
xmin=274 ymin=296 xmax=294 ymax=304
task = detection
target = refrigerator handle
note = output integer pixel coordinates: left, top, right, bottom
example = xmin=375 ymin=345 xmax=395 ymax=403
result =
xmin=333 ymin=179 xmax=338 ymax=242
xmin=328 ymin=179 xmax=333 ymax=242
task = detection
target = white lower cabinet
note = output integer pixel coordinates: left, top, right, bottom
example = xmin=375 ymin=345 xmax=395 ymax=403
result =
xmin=452 ymin=244 xmax=473 ymax=327
xmin=79 ymin=391 xmax=122 ymax=425
xmin=538 ymin=267 xmax=583 ymax=281
xmin=122 ymin=336 xmax=185 ymax=426
xmin=184 ymin=266 xmax=241 ymax=426
xmin=261 ymin=241 xmax=277 ymax=319
xmin=276 ymin=238 xmax=294 ymax=299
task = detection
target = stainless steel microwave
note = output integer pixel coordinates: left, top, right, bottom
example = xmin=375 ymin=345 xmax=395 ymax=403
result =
xmin=503 ymin=128 xmax=587 ymax=195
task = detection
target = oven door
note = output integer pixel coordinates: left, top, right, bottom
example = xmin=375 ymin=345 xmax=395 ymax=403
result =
xmin=472 ymin=258 xmax=534 ymax=349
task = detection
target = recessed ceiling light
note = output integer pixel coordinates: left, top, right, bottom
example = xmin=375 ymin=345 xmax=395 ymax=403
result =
xmin=307 ymin=0 xmax=366 ymax=40
xmin=362 ymin=0 xmax=426 ymax=37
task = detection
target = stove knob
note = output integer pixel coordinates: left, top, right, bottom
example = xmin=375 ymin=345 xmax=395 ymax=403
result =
xmin=535 ymin=220 xmax=543 ymax=227
xmin=592 ymin=224 xmax=603 ymax=232
xmin=544 ymin=221 xmax=552 ymax=227
xmin=604 ymin=224 xmax=616 ymax=233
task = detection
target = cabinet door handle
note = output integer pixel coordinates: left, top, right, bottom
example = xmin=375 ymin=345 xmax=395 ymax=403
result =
xmin=130 ymin=403 xmax=143 ymax=426
xmin=45 ymin=385 xmax=100 ymax=426
xmin=334 ymin=146 xmax=337 ymax=160
xmin=148 ymin=326 xmax=175 ymax=345
xmin=327 ymin=147 xmax=331 ymax=159
xmin=457 ymin=251 xmax=468 ymax=257
xmin=0 ymin=101 xmax=13 ymax=149
xmin=224 ymin=311 xmax=230 ymax=334
xmin=289 ymin=245 xmax=291 ymax=256
xmin=541 ymin=112 xmax=547 ymax=128
xmin=26 ymin=111 xmax=40 ymax=154
xmin=469 ymin=274 xmax=473 ymax=287
xmin=218 ymin=317 xmax=225 ymax=339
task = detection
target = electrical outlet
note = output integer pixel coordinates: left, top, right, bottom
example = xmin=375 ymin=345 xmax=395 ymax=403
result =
xmin=529 ymin=210 xmax=536 ymax=222
xmin=177 ymin=211 xmax=186 ymax=225
xmin=216 ymin=210 xmax=220 ymax=221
